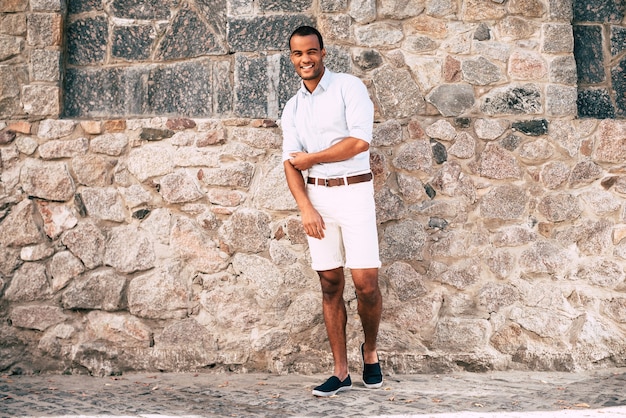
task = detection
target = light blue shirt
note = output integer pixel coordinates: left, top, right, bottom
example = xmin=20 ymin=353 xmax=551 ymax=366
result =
xmin=281 ymin=69 xmax=374 ymax=179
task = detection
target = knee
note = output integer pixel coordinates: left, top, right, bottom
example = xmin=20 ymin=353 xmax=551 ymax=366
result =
xmin=355 ymin=283 xmax=381 ymax=305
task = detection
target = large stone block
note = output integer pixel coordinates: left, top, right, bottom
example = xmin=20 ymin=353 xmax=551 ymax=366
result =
xmin=234 ymin=54 xmax=270 ymax=118
xmin=22 ymin=85 xmax=59 ymax=116
xmin=109 ymin=0 xmax=176 ymax=19
xmin=0 ymin=64 xmax=28 ymax=117
xmin=68 ymin=0 xmax=102 ymax=13
xmin=0 ymin=0 xmax=28 ymax=12
xmin=480 ymin=84 xmax=542 ymax=115
xmin=0 ymin=35 xmax=23 ymax=62
xmin=112 ymin=24 xmax=155 ymax=61
xmin=577 ymin=88 xmax=615 ymax=119
xmin=30 ymin=49 xmax=61 ymax=81
xmin=612 ymin=56 xmax=626 ymax=117
xmin=227 ymin=15 xmax=314 ymax=52
xmin=611 ymin=26 xmax=626 ymax=57
xmin=156 ymin=8 xmax=226 ymax=61
xmin=147 ymin=61 xmax=212 ymax=116
xmin=67 ymin=16 xmax=108 ymax=65
xmin=26 ymin=13 xmax=62 ymax=47
xmin=64 ymin=67 xmax=144 ymax=117
xmin=573 ymin=0 xmax=625 ymax=23
xmin=573 ymin=25 xmax=605 ymax=84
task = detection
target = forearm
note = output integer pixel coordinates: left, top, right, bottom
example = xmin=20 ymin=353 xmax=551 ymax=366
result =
xmin=283 ymin=160 xmax=314 ymax=212
xmin=289 ymin=137 xmax=369 ymax=171
xmin=310 ymin=137 xmax=369 ymax=164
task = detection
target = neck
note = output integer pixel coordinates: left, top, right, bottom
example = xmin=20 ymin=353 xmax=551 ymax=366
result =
xmin=303 ymin=67 xmax=325 ymax=93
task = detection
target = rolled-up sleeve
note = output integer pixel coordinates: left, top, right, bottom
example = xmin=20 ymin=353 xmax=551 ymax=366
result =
xmin=281 ymin=98 xmax=302 ymax=162
xmin=344 ymin=77 xmax=374 ymax=143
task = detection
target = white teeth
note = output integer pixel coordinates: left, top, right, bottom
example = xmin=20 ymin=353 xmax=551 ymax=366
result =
xmin=301 ymin=65 xmax=313 ymax=69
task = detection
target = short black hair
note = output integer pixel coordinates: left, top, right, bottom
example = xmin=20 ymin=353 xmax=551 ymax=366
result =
xmin=289 ymin=25 xmax=324 ymax=51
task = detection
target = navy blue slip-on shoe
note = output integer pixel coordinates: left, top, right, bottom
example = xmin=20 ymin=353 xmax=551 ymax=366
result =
xmin=361 ymin=343 xmax=383 ymax=389
xmin=312 ymin=375 xmax=352 ymax=397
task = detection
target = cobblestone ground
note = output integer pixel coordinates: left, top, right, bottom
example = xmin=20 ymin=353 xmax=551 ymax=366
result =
xmin=2 ymin=368 xmax=626 ymax=417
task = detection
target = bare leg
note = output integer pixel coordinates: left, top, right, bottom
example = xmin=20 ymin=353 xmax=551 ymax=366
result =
xmin=351 ymin=268 xmax=382 ymax=364
xmin=318 ymin=267 xmax=349 ymax=380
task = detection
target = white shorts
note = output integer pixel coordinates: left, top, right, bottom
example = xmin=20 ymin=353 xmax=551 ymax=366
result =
xmin=305 ymin=180 xmax=381 ymax=271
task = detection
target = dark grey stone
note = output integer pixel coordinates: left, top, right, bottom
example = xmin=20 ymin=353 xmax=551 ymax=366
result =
xmin=512 ymin=119 xmax=549 ymax=136
xmin=577 ymin=88 xmax=616 ymax=118
xmin=454 ymin=118 xmax=471 ymax=128
xmin=474 ymin=23 xmax=491 ymax=41
xmin=157 ymin=8 xmax=226 ymax=61
xmin=426 ymin=84 xmax=474 ymax=117
xmin=481 ymin=85 xmax=542 ymax=115
xmin=64 ymin=67 xmax=145 ymax=117
xmin=501 ymin=134 xmax=522 ymax=151
xmin=140 ymin=128 xmax=175 ymax=141
xmin=573 ymin=0 xmax=625 ymax=23
xmin=196 ymin=0 xmax=227 ymax=37
xmin=431 ymin=140 xmax=447 ymax=164
xmin=259 ymin=0 xmax=313 ymax=12
xmin=68 ymin=0 xmax=102 ymax=14
xmin=112 ymin=24 xmax=155 ymax=61
xmin=132 ymin=209 xmax=150 ymax=220
xmin=147 ymin=61 xmax=213 ymax=116
xmin=110 ymin=0 xmax=176 ymax=19
xmin=213 ymin=60 xmax=233 ymax=115
xmin=234 ymin=54 xmax=269 ymax=118
xmin=611 ymin=25 xmax=626 ymax=57
xmin=279 ymin=53 xmax=302 ymax=115
xmin=353 ymin=49 xmax=383 ymax=71
xmin=611 ymin=56 xmax=626 ymax=117
xmin=228 ymin=15 xmax=315 ymax=52
xmin=424 ymin=183 xmax=436 ymax=199
xmin=429 ymin=217 xmax=448 ymax=230
xmin=573 ymin=25 xmax=605 ymax=84
xmin=67 ymin=16 xmax=108 ymax=65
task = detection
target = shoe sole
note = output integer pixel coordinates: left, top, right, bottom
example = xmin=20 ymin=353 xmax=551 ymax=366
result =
xmin=363 ymin=381 xmax=383 ymax=389
xmin=312 ymin=385 xmax=352 ymax=397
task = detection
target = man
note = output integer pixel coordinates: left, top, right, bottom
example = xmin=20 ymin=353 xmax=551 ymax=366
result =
xmin=281 ymin=25 xmax=383 ymax=397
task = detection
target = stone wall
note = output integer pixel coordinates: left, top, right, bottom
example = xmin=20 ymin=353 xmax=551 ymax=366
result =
xmin=0 ymin=0 xmax=625 ymax=376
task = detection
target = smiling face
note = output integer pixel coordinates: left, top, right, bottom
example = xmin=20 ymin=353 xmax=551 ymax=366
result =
xmin=289 ymin=33 xmax=326 ymax=92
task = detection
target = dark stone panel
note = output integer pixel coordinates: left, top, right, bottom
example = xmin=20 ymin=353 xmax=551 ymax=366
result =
xmin=577 ymin=88 xmax=616 ymax=118
xmin=68 ymin=0 xmax=103 ymax=14
xmin=112 ymin=24 xmax=155 ymax=61
xmin=213 ymin=60 xmax=233 ymax=115
xmin=109 ymin=0 xmax=176 ymax=19
xmin=147 ymin=61 xmax=213 ymax=116
xmin=611 ymin=25 xmax=626 ymax=56
xmin=612 ymin=56 xmax=626 ymax=117
xmin=196 ymin=0 xmax=227 ymax=37
xmin=259 ymin=0 xmax=314 ymax=12
xmin=157 ymin=8 xmax=226 ymax=61
xmin=228 ymin=14 xmax=315 ymax=52
xmin=64 ymin=67 xmax=145 ymax=117
xmin=66 ymin=16 xmax=108 ymax=65
xmin=279 ymin=52 xmax=301 ymax=115
xmin=512 ymin=119 xmax=549 ymax=136
xmin=573 ymin=25 xmax=605 ymax=84
xmin=234 ymin=54 xmax=269 ymax=118
xmin=573 ymin=0 xmax=625 ymax=23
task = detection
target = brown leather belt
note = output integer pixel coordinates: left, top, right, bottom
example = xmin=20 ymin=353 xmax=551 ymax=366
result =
xmin=307 ymin=172 xmax=373 ymax=187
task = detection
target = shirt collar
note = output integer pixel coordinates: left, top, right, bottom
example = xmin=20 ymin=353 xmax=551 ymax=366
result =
xmin=299 ymin=67 xmax=332 ymax=96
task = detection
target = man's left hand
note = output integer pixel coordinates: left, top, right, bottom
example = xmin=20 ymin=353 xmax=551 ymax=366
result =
xmin=289 ymin=152 xmax=314 ymax=171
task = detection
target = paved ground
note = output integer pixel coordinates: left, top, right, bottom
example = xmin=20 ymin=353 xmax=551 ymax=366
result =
xmin=2 ymin=368 xmax=626 ymax=417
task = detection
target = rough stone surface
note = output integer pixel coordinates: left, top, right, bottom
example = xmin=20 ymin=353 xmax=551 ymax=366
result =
xmin=1 ymin=0 xmax=626 ymax=377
